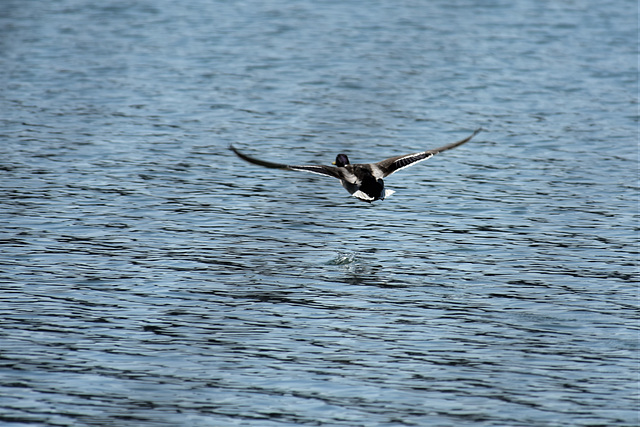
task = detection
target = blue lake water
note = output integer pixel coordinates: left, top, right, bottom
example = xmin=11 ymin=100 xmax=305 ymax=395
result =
xmin=1 ymin=0 xmax=638 ymax=426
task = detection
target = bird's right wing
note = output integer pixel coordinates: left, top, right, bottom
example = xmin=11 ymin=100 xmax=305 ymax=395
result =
xmin=374 ymin=128 xmax=482 ymax=178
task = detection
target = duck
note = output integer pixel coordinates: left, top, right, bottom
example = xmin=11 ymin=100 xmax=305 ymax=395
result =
xmin=230 ymin=128 xmax=482 ymax=203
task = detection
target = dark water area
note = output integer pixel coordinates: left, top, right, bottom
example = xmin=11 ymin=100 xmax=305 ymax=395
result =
xmin=1 ymin=0 xmax=638 ymax=426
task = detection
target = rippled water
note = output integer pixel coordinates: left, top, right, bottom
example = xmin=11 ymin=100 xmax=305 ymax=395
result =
xmin=1 ymin=0 xmax=638 ymax=426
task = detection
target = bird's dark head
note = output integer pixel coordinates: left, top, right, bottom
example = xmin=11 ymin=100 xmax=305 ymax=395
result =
xmin=332 ymin=153 xmax=350 ymax=167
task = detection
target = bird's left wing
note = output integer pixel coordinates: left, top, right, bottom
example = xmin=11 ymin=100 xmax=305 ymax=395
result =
xmin=229 ymin=145 xmax=342 ymax=179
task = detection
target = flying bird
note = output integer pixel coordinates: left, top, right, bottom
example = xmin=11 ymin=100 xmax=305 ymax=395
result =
xmin=230 ymin=128 xmax=482 ymax=203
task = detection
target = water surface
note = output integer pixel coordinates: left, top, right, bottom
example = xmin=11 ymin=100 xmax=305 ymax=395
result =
xmin=1 ymin=0 xmax=638 ymax=426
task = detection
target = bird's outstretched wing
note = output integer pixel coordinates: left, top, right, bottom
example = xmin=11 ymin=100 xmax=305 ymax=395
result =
xmin=373 ymin=128 xmax=482 ymax=178
xmin=229 ymin=145 xmax=343 ymax=179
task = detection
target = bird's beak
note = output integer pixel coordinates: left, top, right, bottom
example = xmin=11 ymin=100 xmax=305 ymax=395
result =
xmin=332 ymin=161 xmax=336 ymax=165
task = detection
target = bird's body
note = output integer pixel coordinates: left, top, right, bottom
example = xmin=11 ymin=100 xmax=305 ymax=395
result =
xmin=230 ymin=128 xmax=482 ymax=203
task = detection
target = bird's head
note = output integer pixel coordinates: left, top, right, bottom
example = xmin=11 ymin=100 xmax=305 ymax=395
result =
xmin=332 ymin=154 xmax=350 ymax=167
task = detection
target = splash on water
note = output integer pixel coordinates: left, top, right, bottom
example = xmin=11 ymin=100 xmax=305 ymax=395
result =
xmin=327 ymin=252 xmax=358 ymax=266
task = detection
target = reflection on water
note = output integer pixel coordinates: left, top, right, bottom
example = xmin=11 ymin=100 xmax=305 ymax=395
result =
xmin=1 ymin=0 xmax=638 ymax=425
